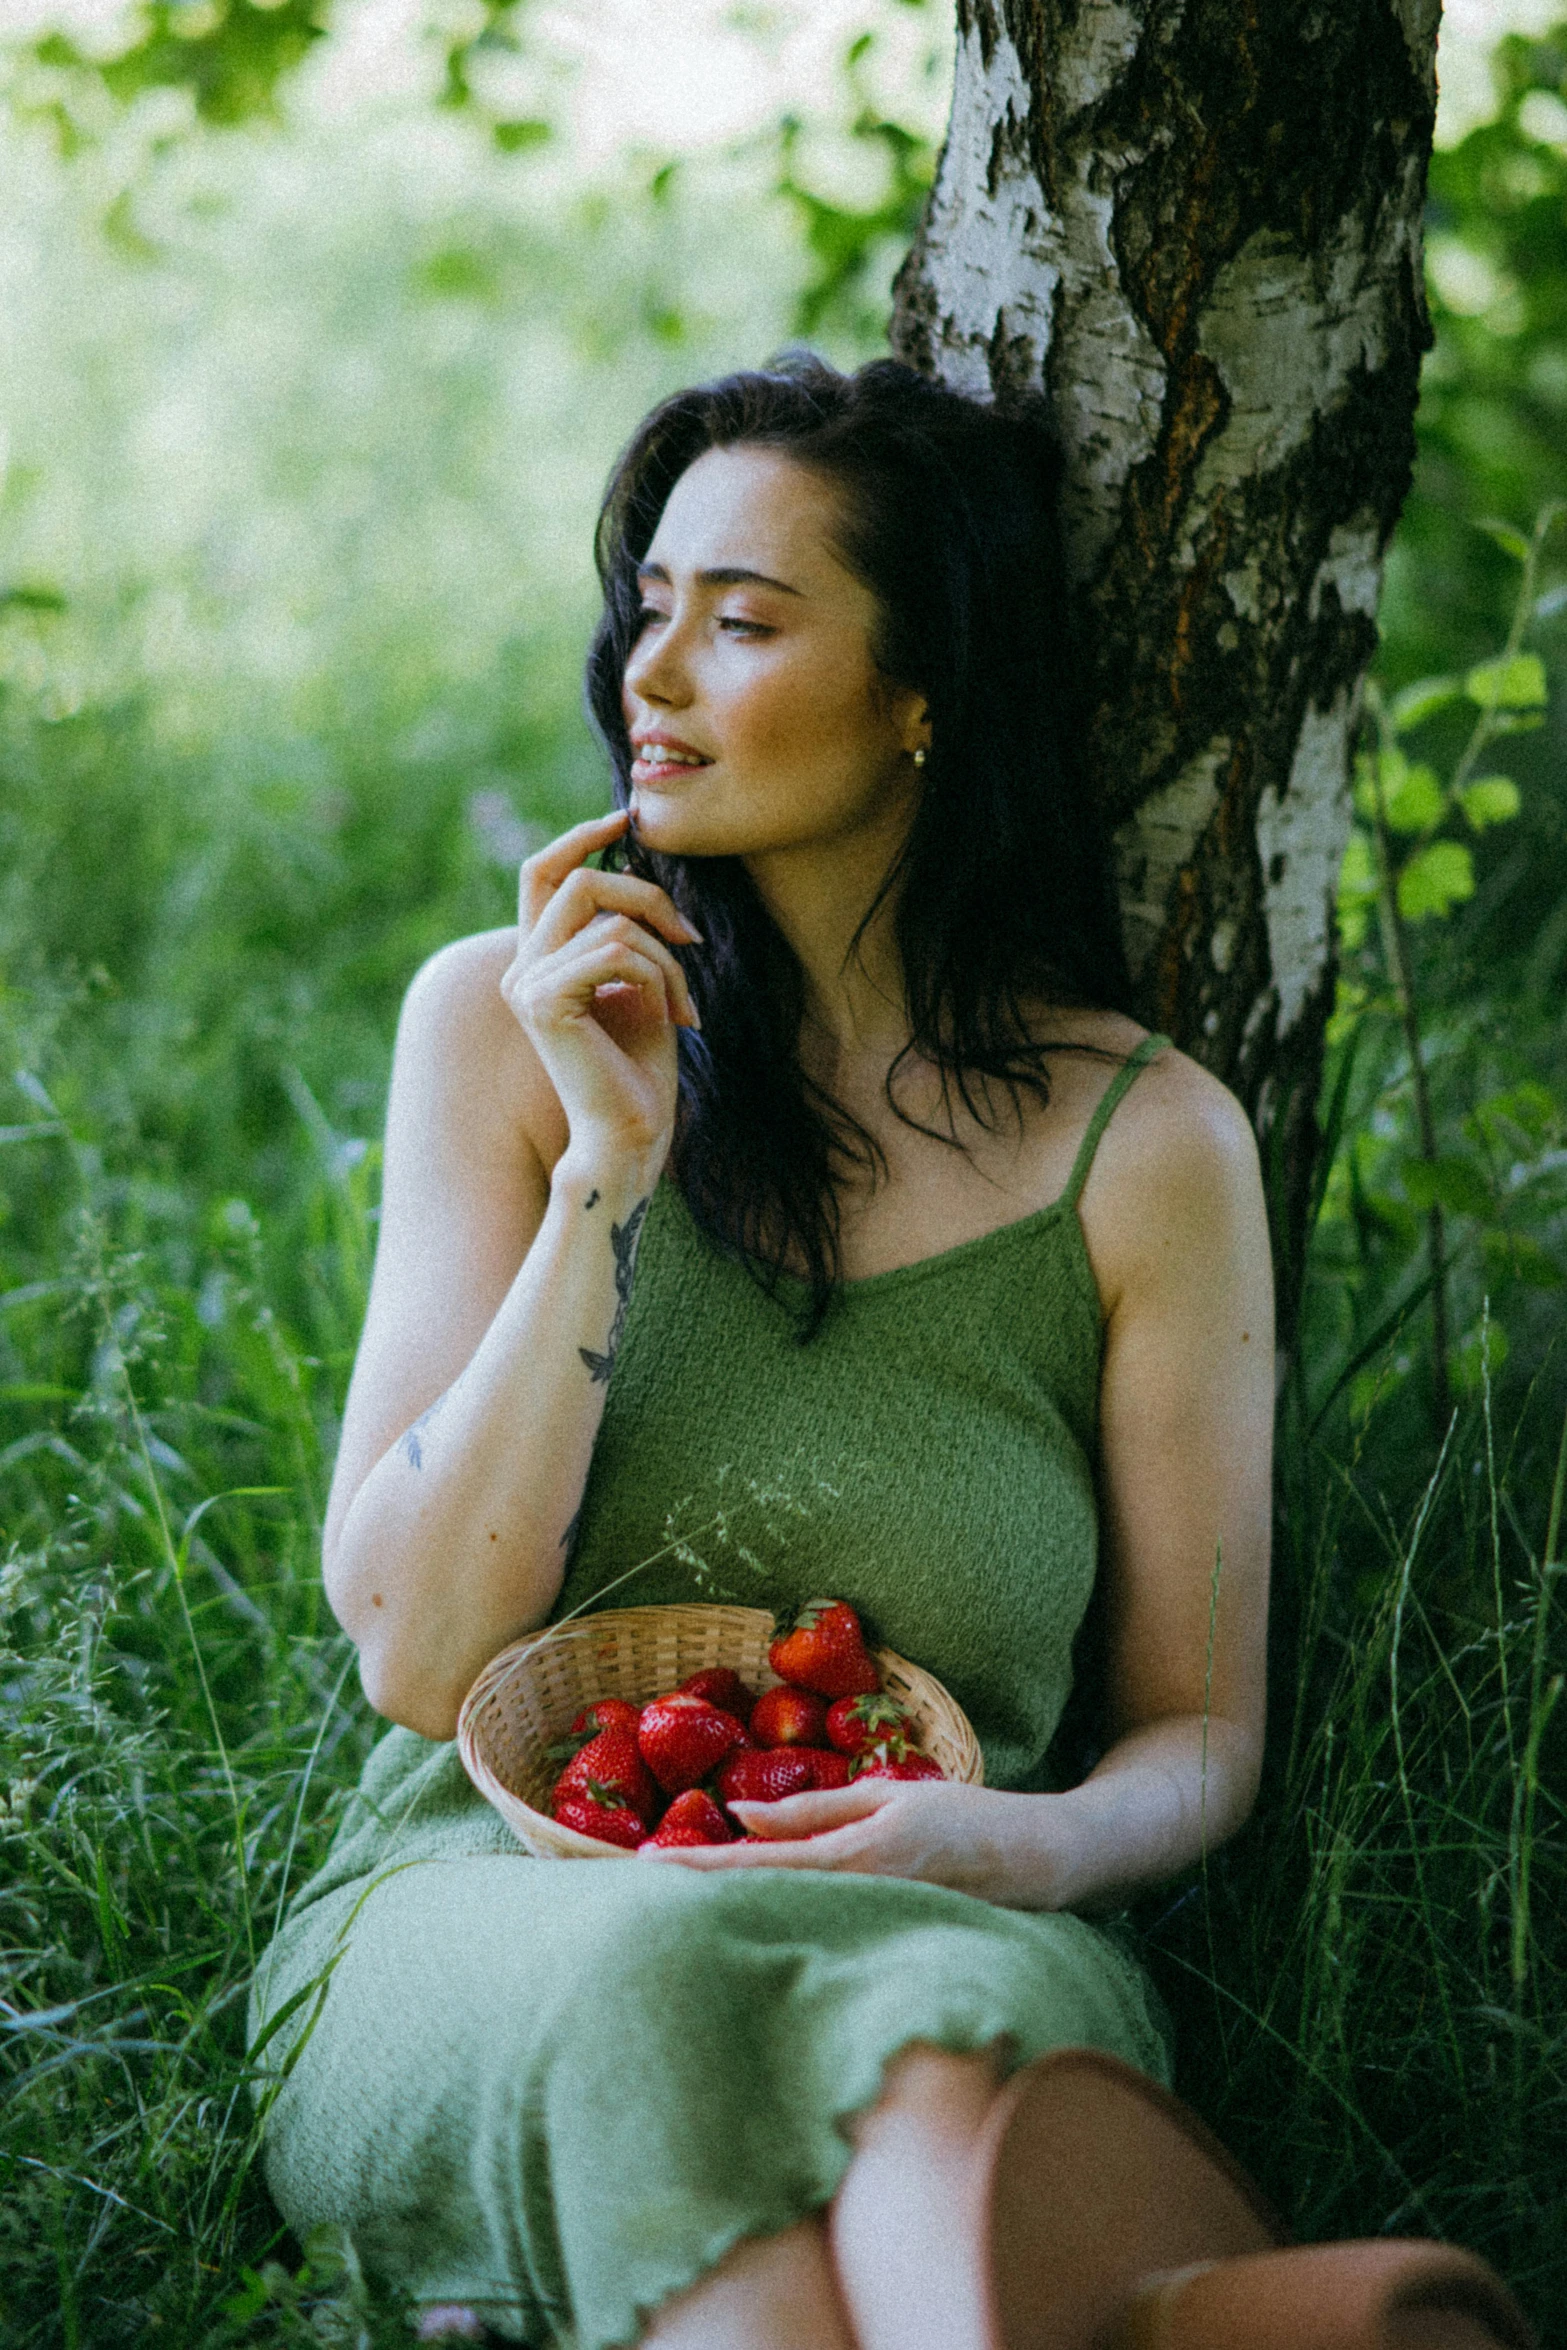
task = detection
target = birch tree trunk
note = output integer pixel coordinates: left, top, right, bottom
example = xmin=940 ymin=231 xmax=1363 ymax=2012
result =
xmin=890 ymin=0 xmax=1440 ymax=1332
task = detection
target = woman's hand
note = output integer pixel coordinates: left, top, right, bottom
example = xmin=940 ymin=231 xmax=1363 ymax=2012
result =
xmin=636 ymin=1779 xmax=1077 ymax=1909
xmin=500 ymin=809 xmax=702 ymax=1173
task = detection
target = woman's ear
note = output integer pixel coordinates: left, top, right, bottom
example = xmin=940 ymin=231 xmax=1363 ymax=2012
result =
xmin=892 ymin=689 xmax=931 ymax=764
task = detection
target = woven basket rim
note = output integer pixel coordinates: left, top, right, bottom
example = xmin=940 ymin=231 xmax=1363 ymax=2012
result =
xmin=456 ymin=1598 xmax=984 ymax=1859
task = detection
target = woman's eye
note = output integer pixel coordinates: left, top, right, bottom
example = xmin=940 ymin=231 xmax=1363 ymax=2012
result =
xmin=635 ymin=605 xmax=668 ymax=629
xmin=718 ymin=616 xmax=771 ymax=637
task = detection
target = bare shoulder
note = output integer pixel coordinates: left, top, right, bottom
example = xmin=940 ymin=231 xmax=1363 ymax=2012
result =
xmin=1095 ymin=1034 xmax=1261 ymax=1190
xmin=1074 ymin=1029 xmax=1268 ymax=1317
xmin=393 ymin=926 xmax=567 ymax=1172
xmin=399 ymin=925 xmax=516 ymax=1052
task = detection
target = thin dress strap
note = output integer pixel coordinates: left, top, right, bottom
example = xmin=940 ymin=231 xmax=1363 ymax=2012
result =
xmin=1061 ymin=1032 xmax=1172 ymax=1211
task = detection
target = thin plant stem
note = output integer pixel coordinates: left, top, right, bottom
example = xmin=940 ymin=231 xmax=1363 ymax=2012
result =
xmin=1388 ymin=1417 xmax=1465 ymax=2084
xmin=1367 ymin=722 xmax=1451 ymax=1437
xmin=1510 ymin=1398 xmax=1567 ymax=2014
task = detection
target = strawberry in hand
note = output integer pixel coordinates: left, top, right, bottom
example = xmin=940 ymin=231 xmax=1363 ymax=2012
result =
xmin=716 ymin=1749 xmax=814 ymax=1809
xmin=825 ymin=1693 xmax=910 ymax=1756
xmin=640 ymin=1789 xmax=735 ymax=1848
xmin=850 ymin=1742 xmax=944 ymax=1783
xmin=767 ymin=1601 xmax=880 ymax=1700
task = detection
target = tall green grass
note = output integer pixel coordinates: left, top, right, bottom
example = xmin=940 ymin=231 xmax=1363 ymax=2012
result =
xmin=2 ymin=996 xmax=1563 ymax=2345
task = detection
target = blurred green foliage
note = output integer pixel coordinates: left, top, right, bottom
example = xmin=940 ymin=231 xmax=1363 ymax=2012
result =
xmin=1304 ymin=17 xmax=1567 ymax=1487
xmin=0 ymin=4 xmax=1564 ymax=2340
xmin=26 ymin=0 xmax=329 ymax=135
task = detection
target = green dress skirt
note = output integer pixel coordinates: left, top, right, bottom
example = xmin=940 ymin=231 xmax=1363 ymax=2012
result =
xmin=250 ymin=1037 xmax=1175 ymax=2349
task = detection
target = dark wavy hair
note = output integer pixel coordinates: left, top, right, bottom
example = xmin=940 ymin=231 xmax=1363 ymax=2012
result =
xmin=585 ymin=353 xmax=1133 ymax=1339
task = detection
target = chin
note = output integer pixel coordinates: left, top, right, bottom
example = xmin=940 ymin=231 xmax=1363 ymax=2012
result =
xmin=628 ymin=792 xmax=748 ymax=861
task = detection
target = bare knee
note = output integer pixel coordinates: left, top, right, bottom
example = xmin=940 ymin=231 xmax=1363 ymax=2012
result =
xmin=640 ymin=2215 xmax=856 ymax=2350
xmin=847 ymin=2041 xmax=1006 ymax=2155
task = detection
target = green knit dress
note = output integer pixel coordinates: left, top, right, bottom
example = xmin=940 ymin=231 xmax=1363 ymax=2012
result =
xmin=250 ymin=1036 xmax=1175 ymax=2349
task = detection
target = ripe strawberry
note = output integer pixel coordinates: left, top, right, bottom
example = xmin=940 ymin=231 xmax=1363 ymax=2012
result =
xmin=750 ymin=1685 xmax=829 ymax=1749
xmin=569 ymin=1698 xmax=641 ymax=1740
xmin=678 ymin=1667 xmax=755 ymax=1724
xmin=547 ymin=1697 xmax=642 ymax=1768
xmin=851 ymin=1744 xmax=944 ymax=1783
xmin=825 ymin=1693 xmax=910 ymax=1755
xmin=640 ymin=1788 xmax=735 ymax=1848
xmin=552 ymin=1783 xmax=647 ymax=1850
xmin=637 ymin=1694 xmax=748 ymax=1794
xmin=799 ymin=1746 xmax=853 ymax=1790
xmin=717 ymin=1748 xmax=814 ymax=1808
xmin=767 ymin=1600 xmax=881 ymax=1699
xmin=553 ymin=1726 xmax=659 ymax=1825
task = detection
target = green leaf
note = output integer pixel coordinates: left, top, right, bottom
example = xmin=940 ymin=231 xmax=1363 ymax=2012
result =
xmin=1382 ymin=759 xmax=1444 ymax=834
xmin=1464 ymin=652 xmax=1548 ymax=710
xmin=1458 ymin=775 xmax=1522 ymax=830
xmin=1481 ymin=1230 xmax=1566 ymax=1289
xmin=1336 ymin=827 xmax=1379 ymax=950
xmin=1470 ymin=1080 xmax=1561 ymax=1152
xmin=1351 ymin=749 xmax=1382 ymax=822
xmin=1390 ymin=675 xmax=1465 ymax=732
xmin=1403 ymin=1154 xmax=1493 ymax=1218
xmin=0 ymin=584 xmax=67 ymax=614
xmin=1476 ymin=518 xmax=1533 ymax=564
xmin=1397 ymin=839 xmax=1475 ymax=920
xmin=493 ymin=118 xmax=550 ymax=153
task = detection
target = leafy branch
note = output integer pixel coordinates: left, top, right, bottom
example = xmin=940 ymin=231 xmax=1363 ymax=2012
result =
xmin=1340 ymin=503 xmax=1563 ymax=1434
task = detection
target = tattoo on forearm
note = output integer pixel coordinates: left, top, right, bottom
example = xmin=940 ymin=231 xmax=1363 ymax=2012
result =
xmin=584 ymin=1189 xmax=600 ymax=1210
xmin=578 ymin=1195 xmax=650 ymax=1385
xmin=397 ymin=1388 xmax=450 ymax=1470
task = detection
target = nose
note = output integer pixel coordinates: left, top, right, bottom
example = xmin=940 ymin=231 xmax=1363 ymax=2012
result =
xmin=624 ymin=610 xmax=691 ymax=713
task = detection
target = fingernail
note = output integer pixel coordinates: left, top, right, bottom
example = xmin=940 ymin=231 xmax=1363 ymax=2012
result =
xmin=681 ymin=923 xmax=704 ymax=944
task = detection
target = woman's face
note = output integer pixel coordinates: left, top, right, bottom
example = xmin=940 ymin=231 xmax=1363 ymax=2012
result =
xmin=620 ymin=445 xmax=928 ymax=866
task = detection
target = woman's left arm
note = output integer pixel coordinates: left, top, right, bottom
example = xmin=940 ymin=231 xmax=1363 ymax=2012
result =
xmin=643 ymin=1051 xmax=1274 ymax=1907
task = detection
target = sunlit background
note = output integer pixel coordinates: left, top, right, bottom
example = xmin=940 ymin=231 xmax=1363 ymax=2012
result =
xmin=0 ymin=0 xmax=1561 ymax=1331
xmin=2 ymin=9 xmax=1566 ymax=2338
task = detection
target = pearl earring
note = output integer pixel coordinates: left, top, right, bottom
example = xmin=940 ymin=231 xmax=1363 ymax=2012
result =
xmin=912 ymin=745 xmax=927 ymax=769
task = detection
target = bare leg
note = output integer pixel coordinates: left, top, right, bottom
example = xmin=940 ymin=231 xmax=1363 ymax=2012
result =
xmin=829 ymin=2043 xmax=1007 ymax=2350
xmin=640 ymin=2215 xmax=859 ymax=2350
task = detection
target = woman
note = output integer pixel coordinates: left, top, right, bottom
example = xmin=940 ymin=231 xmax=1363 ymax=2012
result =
xmin=250 ymin=358 xmax=1530 ymax=2350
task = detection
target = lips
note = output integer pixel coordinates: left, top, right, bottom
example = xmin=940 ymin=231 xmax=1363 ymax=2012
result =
xmin=630 ymin=736 xmax=713 ymax=777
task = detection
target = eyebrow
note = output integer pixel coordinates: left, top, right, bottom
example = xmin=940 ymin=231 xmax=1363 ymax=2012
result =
xmin=636 ymin=561 xmax=804 ymax=597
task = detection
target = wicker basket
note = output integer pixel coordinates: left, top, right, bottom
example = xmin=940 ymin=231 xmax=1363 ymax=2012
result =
xmin=457 ymin=1601 xmax=985 ymax=1859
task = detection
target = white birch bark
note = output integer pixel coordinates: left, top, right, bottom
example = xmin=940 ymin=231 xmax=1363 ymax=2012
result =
xmin=892 ymin=0 xmax=1441 ymax=1295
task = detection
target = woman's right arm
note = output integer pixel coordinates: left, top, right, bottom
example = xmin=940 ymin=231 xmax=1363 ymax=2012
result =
xmin=323 ymin=810 xmax=701 ymax=1741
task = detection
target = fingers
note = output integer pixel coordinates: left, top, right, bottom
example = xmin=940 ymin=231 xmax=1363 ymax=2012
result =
xmin=517 ymin=808 xmax=629 ymax=924
xmin=574 ymin=921 xmax=701 ymax=1030
xmin=521 ymin=930 xmax=700 ymax=1032
xmin=520 ymin=827 xmax=700 ymax=956
xmin=731 ymin=1785 xmax=888 ymax=1839
xmin=637 ymin=1829 xmax=861 ymax=1871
